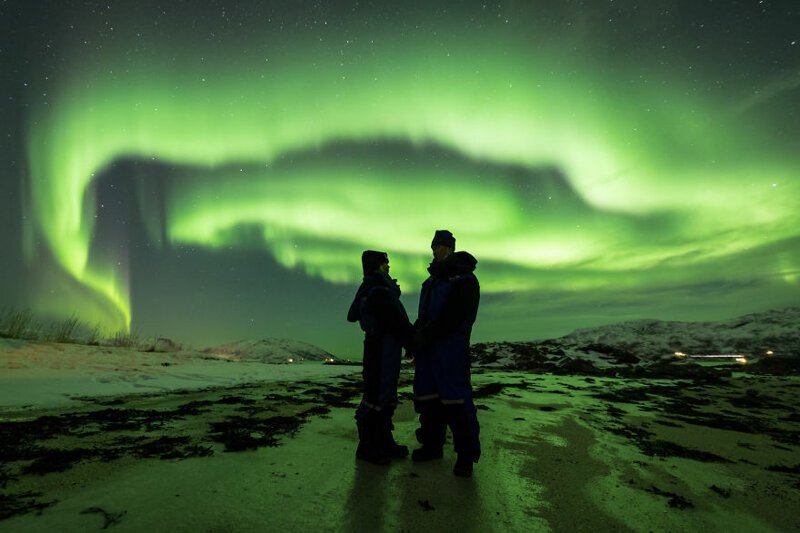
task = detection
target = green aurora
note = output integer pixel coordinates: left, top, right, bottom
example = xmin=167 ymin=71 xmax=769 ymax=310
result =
xmin=11 ymin=1 xmax=800 ymax=351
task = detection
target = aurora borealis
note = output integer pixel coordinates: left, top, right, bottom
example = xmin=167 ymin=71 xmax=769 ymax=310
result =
xmin=2 ymin=1 xmax=799 ymax=354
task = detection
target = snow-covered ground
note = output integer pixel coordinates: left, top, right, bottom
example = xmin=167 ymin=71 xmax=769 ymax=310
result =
xmin=1 ymin=313 xmax=799 ymax=531
xmin=0 ymin=338 xmax=353 ymax=408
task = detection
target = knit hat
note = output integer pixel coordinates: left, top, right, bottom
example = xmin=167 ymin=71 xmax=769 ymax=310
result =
xmin=431 ymin=229 xmax=456 ymax=250
xmin=361 ymin=250 xmax=389 ymax=274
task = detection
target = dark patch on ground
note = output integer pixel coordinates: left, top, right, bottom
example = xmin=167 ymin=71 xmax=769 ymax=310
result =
xmin=709 ymin=485 xmax=732 ymax=498
xmin=662 ymin=409 xmax=800 ymax=447
xmin=24 ymin=448 xmax=94 ymax=475
xmin=0 ymin=376 xmax=361 ymax=522
xmin=780 ymin=412 xmax=800 ymax=423
xmin=640 ymin=440 xmax=732 ymax=463
xmin=728 ymin=389 xmax=789 ymax=411
xmin=418 ymin=499 xmax=435 ymax=511
xmin=81 ymin=507 xmax=127 ymax=529
xmin=590 ymin=382 xmax=684 ymax=405
xmin=645 ymin=486 xmax=695 ymax=509
xmin=605 ymin=405 xmax=627 ymax=418
xmin=134 ymin=436 xmax=214 ymax=459
xmin=77 ymin=398 xmax=126 ymax=406
xmin=653 ymin=420 xmax=683 ymax=428
xmin=766 ymin=463 xmax=800 ymax=475
xmin=175 ymin=400 xmax=214 ymax=415
xmin=217 ymin=396 xmax=257 ymax=405
xmin=209 ymin=405 xmax=335 ymax=452
xmin=604 ymin=421 xmax=654 ymax=442
xmin=0 ymin=491 xmax=56 ymax=521
xmin=472 ymin=381 xmax=529 ymax=399
xmin=263 ymin=393 xmax=289 ymax=403
xmin=0 ymin=466 xmax=14 ymax=489
xmin=602 ymin=409 xmax=732 ymax=463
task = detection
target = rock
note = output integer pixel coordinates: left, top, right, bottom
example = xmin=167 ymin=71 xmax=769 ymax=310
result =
xmin=154 ymin=338 xmax=180 ymax=352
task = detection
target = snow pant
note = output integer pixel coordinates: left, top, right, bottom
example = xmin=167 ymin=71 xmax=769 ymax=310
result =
xmin=355 ymin=333 xmax=402 ymax=452
xmin=413 ymin=339 xmax=481 ymax=461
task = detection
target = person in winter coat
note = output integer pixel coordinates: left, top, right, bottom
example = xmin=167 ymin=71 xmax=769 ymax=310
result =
xmin=347 ymin=250 xmax=414 ymax=465
xmin=411 ymin=230 xmax=481 ymax=477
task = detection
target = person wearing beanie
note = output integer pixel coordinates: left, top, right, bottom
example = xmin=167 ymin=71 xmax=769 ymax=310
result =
xmin=347 ymin=250 xmax=414 ymax=465
xmin=411 ymin=230 xmax=481 ymax=477
xmin=430 ymin=229 xmax=456 ymax=252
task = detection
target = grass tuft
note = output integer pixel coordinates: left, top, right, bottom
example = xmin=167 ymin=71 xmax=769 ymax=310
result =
xmin=1 ymin=309 xmax=109 ymax=345
xmin=86 ymin=323 xmax=102 ymax=346
xmin=50 ymin=314 xmax=83 ymax=343
xmin=110 ymin=330 xmax=141 ymax=348
xmin=0 ymin=309 xmax=38 ymax=339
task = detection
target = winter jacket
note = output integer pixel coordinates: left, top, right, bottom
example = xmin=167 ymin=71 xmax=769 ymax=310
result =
xmin=416 ymin=251 xmax=480 ymax=353
xmin=348 ymin=272 xmax=412 ymax=338
xmin=348 ymin=271 xmax=413 ymax=407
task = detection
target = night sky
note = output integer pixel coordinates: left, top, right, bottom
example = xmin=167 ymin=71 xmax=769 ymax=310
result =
xmin=1 ymin=1 xmax=798 ymax=356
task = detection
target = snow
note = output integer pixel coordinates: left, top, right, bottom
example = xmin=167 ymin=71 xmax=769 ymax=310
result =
xmin=204 ymin=338 xmax=335 ymax=364
xmin=472 ymin=307 xmax=800 ymax=372
xmin=0 ymin=338 xmax=353 ymax=408
xmin=1 ymin=311 xmax=799 ymax=531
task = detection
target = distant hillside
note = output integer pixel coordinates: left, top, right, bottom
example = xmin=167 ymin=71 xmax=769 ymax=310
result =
xmin=205 ymin=338 xmax=334 ymax=364
xmin=471 ymin=307 xmax=800 ymax=374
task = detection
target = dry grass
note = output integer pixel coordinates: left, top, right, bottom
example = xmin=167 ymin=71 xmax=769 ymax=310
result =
xmin=49 ymin=314 xmax=82 ymax=343
xmin=1 ymin=309 xmax=126 ymax=346
xmin=0 ymin=309 xmax=42 ymax=340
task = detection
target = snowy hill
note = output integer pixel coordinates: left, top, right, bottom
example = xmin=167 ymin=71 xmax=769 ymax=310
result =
xmin=471 ymin=307 xmax=800 ymax=373
xmin=204 ymin=338 xmax=334 ymax=364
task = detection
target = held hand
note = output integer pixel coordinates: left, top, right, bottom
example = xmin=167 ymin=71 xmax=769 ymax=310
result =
xmin=411 ymin=330 xmax=428 ymax=350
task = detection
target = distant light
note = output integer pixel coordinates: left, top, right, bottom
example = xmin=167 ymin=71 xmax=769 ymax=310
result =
xmin=685 ymin=354 xmax=746 ymax=358
xmin=674 ymin=353 xmax=750 ymax=362
xmin=287 ymin=358 xmax=294 ymax=363
xmin=766 ymin=350 xmax=774 ymax=355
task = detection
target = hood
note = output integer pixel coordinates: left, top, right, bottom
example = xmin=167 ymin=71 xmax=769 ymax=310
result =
xmin=428 ymin=251 xmax=478 ymax=277
xmin=347 ymin=272 xmax=401 ymax=322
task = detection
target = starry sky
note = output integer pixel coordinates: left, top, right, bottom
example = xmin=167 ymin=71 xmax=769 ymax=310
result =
xmin=1 ymin=0 xmax=798 ymax=356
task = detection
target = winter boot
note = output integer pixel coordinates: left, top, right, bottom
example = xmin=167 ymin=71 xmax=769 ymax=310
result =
xmin=387 ymin=438 xmax=409 ymax=459
xmin=412 ymin=399 xmax=446 ymax=461
xmin=380 ymin=406 xmax=408 ymax=458
xmin=411 ymin=446 xmax=444 ymax=462
xmin=445 ymin=403 xmax=480 ymax=476
xmin=356 ymin=412 xmax=390 ymax=466
xmin=356 ymin=442 xmax=390 ymax=465
xmin=453 ymin=454 xmax=474 ymax=478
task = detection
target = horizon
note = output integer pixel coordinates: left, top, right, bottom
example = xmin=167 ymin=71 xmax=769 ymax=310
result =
xmin=2 ymin=1 xmax=799 ymax=357
xmin=2 ymin=305 xmax=795 ymax=359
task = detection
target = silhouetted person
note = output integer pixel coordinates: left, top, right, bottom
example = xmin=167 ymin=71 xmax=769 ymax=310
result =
xmin=411 ymin=230 xmax=481 ymax=477
xmin=348 ymin=250 xmax=414 ymax=465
